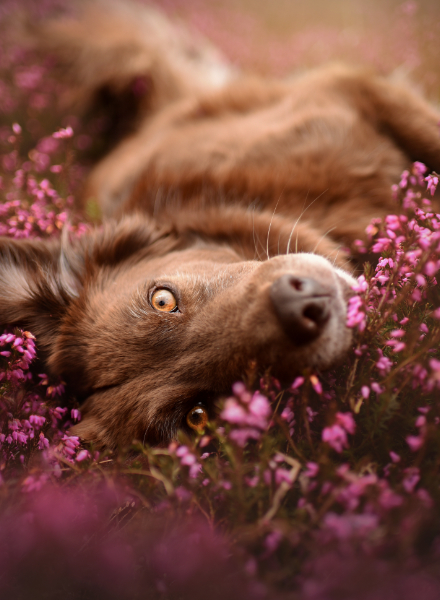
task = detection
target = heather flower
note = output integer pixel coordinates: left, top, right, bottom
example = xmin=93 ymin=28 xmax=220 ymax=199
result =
xmin=335 ymin=412 xmax=356 ymax=435
xmin=322 ymin=412 xmax=356 ymax=453
xmin=402 ymin=468 xmax=420 ymax=493
xmin=71 ymin=409 xmax=81 ymax=422
xmin=322 ymin=424 xmax=348 ymax=453
xmin=322 ymin=512 xmax=379 ymax=541
xmin=379 ymin=487 xmax=403 ymax=510
xmin=21 ymin=473 xmax=49 ymax=493
xmin=304 ymin=462 xmax=319 ymax=478
xmin=310 ymin=374 xmax=322 ymax=394
xmin=389 ymin=451 xmax=401 ymax=463
xmin=360 ymin=386 xmax=370 ymax=399
xmin=291 ymin=376 xmax=304 ymax=389
xmin=29 ymin=415 xmax=45 ymax=428
xmin=346 ymin=293 xmax=366 ymax=327
xmin=220 ymin=388 xmax=270 ymax=442
xmin=229 ymin=427 xmax=261 ymax=447
xmin=425 ymin=174 xmax=439 ymax=196
xmin=405 ymin=434 xmax=423 ymax=451
xmin=52 ymin=126 xmax=74 ymax=139
xmin=220 ymin=398 xmax=248 ymax=425
xmin=76 ymin=449 xmax=91 ymax=462
xmin=264 ymin=530 xmax=282 ymax=554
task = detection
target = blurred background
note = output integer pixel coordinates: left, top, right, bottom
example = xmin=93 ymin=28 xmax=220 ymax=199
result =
xmin=155 ymin=0 xmax=440 ymax=99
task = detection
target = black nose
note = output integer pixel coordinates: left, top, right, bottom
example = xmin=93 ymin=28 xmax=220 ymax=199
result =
xmin=270 ymin=275 xmax=331 ymax=345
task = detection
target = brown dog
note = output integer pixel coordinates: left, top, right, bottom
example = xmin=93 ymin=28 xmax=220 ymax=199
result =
xmin=1 ymin=0 xmax=440 ymax=449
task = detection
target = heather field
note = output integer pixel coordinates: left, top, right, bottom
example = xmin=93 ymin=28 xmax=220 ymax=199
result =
xmin=1 ymin=1 xmax=440 ymax=598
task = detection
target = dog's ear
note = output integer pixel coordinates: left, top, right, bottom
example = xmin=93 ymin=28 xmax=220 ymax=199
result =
xmin=0 ymin=234 xmax=83 ymax=359
xmin=0 ymin=215 xmax=177 ymax=370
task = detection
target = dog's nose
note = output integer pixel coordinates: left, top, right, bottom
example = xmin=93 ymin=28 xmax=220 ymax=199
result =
xmin=269 ymin=275 xmax=331 ymax=345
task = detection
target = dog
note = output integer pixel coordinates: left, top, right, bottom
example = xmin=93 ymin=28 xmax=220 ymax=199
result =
xmin=1 ymin=0 xmax=440 ymax=449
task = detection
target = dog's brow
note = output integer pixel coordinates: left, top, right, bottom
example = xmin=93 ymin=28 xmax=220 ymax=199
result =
xmin=127 ymin=264 xmax=257 ymax=319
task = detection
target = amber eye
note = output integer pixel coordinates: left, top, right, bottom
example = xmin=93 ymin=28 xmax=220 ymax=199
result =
xmin=186 ymin=406 xmax=209 ymax=432
xmin=151 ymin=288 xmax=178 ymax=312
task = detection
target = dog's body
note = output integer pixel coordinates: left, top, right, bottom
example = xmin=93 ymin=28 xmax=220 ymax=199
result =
xmin=2 ymin=1 xmax=440 ymax=449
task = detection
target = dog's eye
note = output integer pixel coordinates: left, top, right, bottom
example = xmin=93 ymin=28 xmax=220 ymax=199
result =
xmin=151 ymin=288 xmax=178 ymax=312
xmin=186 ymin=405 xmax=208 ymax=432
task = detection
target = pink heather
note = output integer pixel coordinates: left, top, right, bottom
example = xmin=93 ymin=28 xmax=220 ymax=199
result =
xmin=220 ymin=398 xmax=248 ymax=425
xmin=52 ymin=126 xmax=74 ymax=139
xmin=291 ymin=376 xmax=304 ymax=389
xmin=389 ymin=451 xmax=401 ymax=463
xmin=335 ymin=412 xmax=356 ymax=435
xmin=1 ymin=11 xmax=440 ymax=593
xmin=322 ymin=424 xmax=348 ymax=453
xmin=425 ymin=174 xmax=439 ymax=196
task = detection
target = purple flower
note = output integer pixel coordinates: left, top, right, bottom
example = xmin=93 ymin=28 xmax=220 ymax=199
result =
xmin=37 ymin=433 xmax=49 ymax=450
xmin=221 ymin=389 xmax=270 ymax=435
xmin=360 ymin=386 xmax=370 ymax=399
xmin=402 ymin=467 xmax=420 ymax=493
xmin=425 ymin=174 xmax=439 ymax=196
xmin=310 ymin=375 xmax=322 ymax=394
xmin=264 ymin=531 xmax=282 ymax=554
xmin=274 ymin=468 xmax=294 ymax=486
xmin=379 ymin=488 xmax=403 ymax=509
xmin=291 ymin=376 xmax=304 ymax=389
xmin=322 ymin=412 xmax=356 ymax=453
xmin=248 ymin=392 xmax=270 ymax=422
xmin=29 ymin=415 xmax=46 ymax=428
xmin=335 ymin=412 xmax=356 ymax=435
xmin=406 ymin=435 xmax=424 ymax=452
xmin=424 ymin=260 xmax=438 ymax=276
xmin=52 ymin=126 xmax=74 ymax=139
xmin=181 ymin=453 xmax=197 ymax=466
xmin=229 ymin=428 xmax=261 ymax=447
xmin=322 ymin=512 xmax=378 ymax=540
xmin=76 ymin=449 xmax=91 ymax=462
xmin=71 ymin=409 xmax=81 ymax=422
xmin=322 ymin=424 xmax=348 ymax=453
xmin=220 ymin=398 xmax=248 ymax=425
xmin=176 ymin=445 xmax=190 ymax=458
xmin=304 ymin=462 xmax=319 ymax=478
xmin=389 ymin=451 xmax=401 ymax=463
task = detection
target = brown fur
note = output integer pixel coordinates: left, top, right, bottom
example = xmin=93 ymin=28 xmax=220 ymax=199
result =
xmin=2 ymin=0 xmax=440 ymax=449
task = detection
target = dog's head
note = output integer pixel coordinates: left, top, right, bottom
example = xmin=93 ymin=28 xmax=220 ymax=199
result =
xmin=0 ymin=210 xmax=355 ymax=449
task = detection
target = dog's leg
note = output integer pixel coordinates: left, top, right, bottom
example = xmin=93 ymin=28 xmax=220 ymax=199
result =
xmin=330 ymin=68 xmax=440 ymax=173
xmin=21 ymin=0 xmax=234 ymax=117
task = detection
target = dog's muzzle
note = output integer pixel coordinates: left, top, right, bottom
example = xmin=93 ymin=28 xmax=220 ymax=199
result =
xmin=269 ymin=275 xmax=331 ymax=345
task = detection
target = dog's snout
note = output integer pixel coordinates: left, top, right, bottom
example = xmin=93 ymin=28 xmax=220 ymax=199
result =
xmin=270 ymin=275 xmax=331 ymax=345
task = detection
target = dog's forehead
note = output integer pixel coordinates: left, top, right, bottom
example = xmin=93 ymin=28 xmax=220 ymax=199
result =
xmin=119 ymin=248 xmax=354 ymax=299
xmin=159 ymin=260 xmax=258 ymax=290
xmin=121 ymin=246 xmax=258 ymax=286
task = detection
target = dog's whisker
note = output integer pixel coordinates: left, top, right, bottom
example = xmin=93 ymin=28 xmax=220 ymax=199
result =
xmin=251 ymin=209 xmax=266 ymax=261
xmin=286 ymin=189 xmax=328 ymax=255
xmin=266 ymin=193 xmax=283 ymax=260
xmin=312 ymin=226 xmax=337 ymax=254
xmin=332 ymin=249 xmax=341 ymax=267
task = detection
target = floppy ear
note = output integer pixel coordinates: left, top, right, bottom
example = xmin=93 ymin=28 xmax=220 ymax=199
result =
xmin=0 ymin=235 xmax=82 ymax=361
xmin=0 ymin=215 xmax=177 ymax=381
